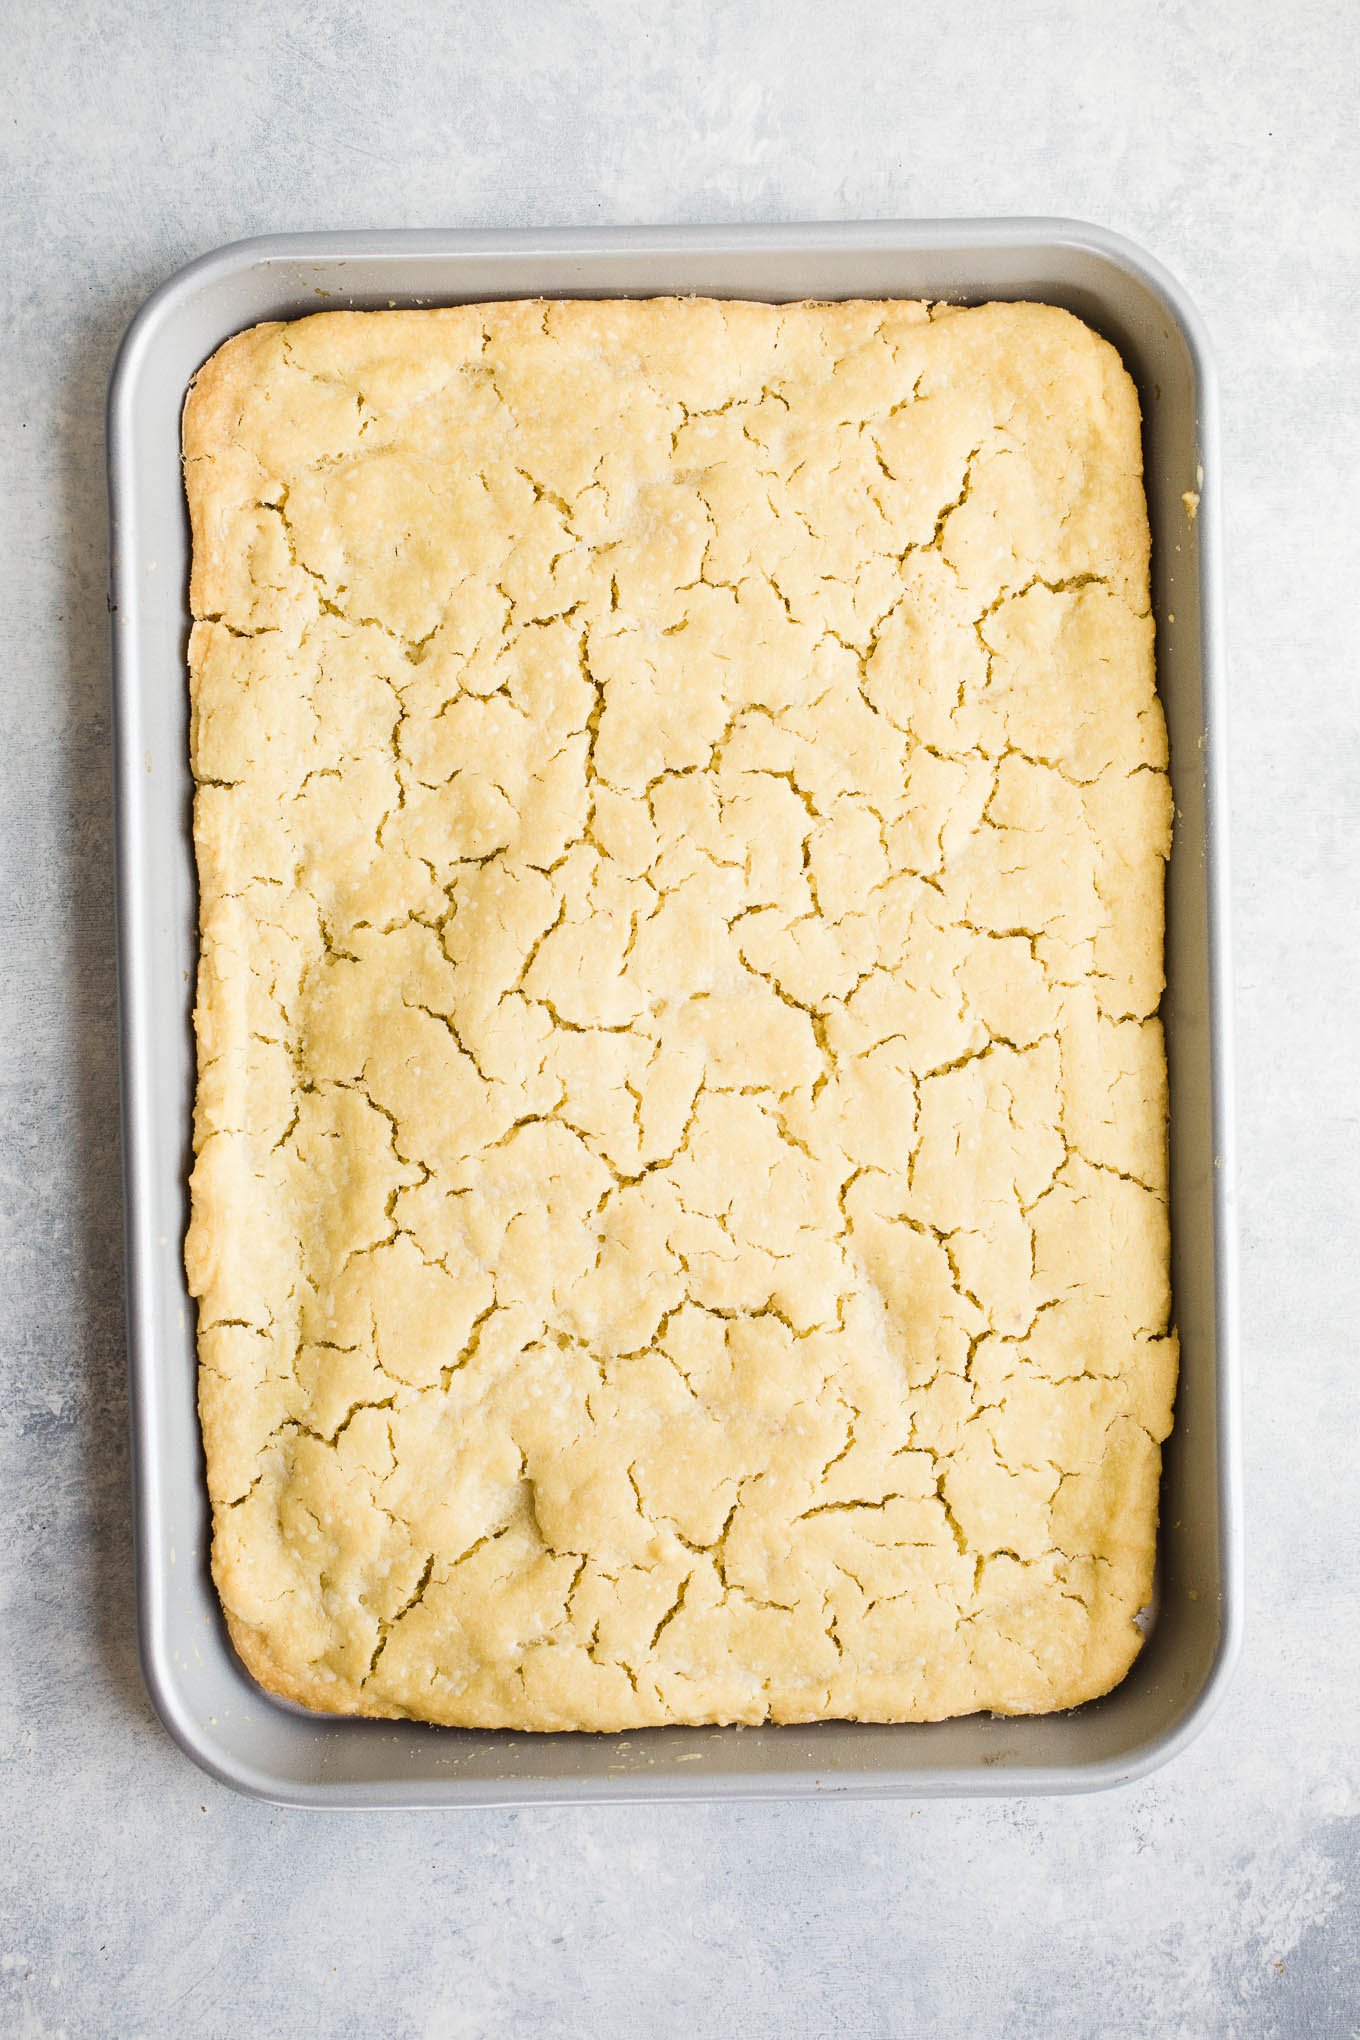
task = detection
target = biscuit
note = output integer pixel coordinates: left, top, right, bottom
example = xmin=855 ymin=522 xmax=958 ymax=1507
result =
xmin=184 ymin=298 xmax=1175 ymax=1727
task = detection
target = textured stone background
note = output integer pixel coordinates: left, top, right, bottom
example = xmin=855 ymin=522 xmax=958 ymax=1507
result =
xmin=2 ymin=1 xmax=1357 ymax=2034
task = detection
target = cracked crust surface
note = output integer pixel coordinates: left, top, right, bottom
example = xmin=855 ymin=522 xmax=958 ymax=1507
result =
xmin=183 ymin=297 xmax=1176 ymax=1729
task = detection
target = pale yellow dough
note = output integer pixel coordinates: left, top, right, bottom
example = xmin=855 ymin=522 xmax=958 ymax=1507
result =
xmin=183 ymin=297 xmax=1176 ymax=1729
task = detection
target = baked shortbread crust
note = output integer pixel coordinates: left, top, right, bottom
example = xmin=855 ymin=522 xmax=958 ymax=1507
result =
xmin=184 ymin=298 xmax=1176 ymax=1728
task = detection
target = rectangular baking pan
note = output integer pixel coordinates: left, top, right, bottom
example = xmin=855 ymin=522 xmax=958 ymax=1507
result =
xmin=109 ymin=220 xmax=1239 ymax=1805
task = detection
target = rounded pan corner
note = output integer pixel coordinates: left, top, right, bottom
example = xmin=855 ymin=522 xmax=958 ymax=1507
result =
xmin=134 ymin=1619 xmax=298 ymax=1807
xmin=110 ymin=236 xmax=296 ymax=389
xmin=108 ymin=245 xmax=226 ymax=448
xmin=1005 ymin=216 xmax=1218 ymax=375
xmin=1107 ymin=1601 xmax=1244 ymax=1793
xmin=106 ymin=231 xmax=341 ymax=467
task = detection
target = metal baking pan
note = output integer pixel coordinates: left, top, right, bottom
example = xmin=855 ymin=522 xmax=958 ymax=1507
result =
xmin=109 ymin=220 xmax=1239 ymax=1805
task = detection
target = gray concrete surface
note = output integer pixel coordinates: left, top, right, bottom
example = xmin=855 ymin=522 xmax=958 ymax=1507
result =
xmin=2 ymin=1 xmax=1357 ymax=2034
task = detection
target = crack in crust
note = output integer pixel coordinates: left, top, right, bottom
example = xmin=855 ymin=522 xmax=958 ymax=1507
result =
xmin=184 ymin=296 xmax=1177 ymax=1731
